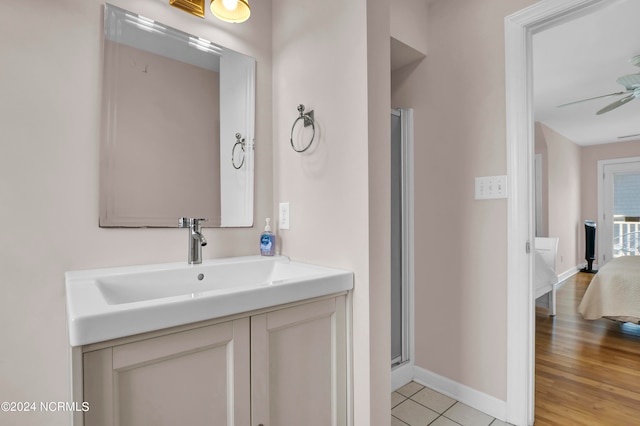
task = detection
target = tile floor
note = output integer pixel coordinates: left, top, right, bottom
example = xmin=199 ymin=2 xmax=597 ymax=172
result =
xmin=392 ymin=382 xmax=512 ymax=426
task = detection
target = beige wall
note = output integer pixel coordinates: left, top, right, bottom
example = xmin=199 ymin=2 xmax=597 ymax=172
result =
xmin=393 ymin=0 xmax=536 ymax=402
xmin=0 ymin=1 xmax=272 ymax=425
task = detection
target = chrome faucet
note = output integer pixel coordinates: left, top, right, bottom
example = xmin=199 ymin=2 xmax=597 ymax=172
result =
xmin=178 ymin=217 xmax=207 ymax=264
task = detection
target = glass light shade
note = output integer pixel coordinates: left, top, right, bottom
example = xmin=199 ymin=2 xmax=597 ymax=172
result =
xmin=210 ymin=0 xmax=250 ymax=23
xmin=222 ymin=0 xmax=238 ymax=10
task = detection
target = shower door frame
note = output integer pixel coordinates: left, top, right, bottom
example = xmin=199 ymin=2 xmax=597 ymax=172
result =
xmin=390 ymin=108 xmax=415 ymax=390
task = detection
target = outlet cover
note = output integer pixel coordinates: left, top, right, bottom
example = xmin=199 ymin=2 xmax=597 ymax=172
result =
xmin=279 ymin=202 xmax=290 ymax=229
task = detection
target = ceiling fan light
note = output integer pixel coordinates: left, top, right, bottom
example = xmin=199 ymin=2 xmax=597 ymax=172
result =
xmin=210 ymin=0 xmax=250 ymax=23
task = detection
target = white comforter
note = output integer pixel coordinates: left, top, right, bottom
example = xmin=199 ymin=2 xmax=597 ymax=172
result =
xmin=578 ymin=256 xmax=640 ymax=322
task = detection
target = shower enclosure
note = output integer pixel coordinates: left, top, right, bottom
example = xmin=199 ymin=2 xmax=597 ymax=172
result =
xmin=390 ymin=108 xmax=414 ymax=379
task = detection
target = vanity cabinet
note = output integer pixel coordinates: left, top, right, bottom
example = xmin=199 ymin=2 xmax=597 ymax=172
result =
xmin=83 ymin=318 xmax=251 ymax=425
xmin=251 ymin=295 xmax=347 ymax=426
xmin=81 ymin=295 xmax=347 ymax=426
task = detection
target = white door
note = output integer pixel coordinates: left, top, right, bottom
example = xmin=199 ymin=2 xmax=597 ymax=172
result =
xmin=598 ymin=158 xmax=640 ymax=265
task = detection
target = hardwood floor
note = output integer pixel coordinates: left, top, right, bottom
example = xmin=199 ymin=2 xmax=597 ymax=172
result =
xmin=535 ymin=272 xmax=640 ymax=425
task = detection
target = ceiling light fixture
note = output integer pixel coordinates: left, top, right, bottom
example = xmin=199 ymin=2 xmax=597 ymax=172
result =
xmin=210 ymin=0 xmax=250 ymax=23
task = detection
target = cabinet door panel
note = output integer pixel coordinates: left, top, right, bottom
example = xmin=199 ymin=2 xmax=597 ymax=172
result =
xmin=251 ymin=296 xmax=346 ymax=426
xmin=84 ymin=318 xmax=250 ymax=426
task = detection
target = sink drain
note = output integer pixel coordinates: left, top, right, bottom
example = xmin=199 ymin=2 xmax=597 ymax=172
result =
xmin=197 ymin=273 xmax=205 ymax=281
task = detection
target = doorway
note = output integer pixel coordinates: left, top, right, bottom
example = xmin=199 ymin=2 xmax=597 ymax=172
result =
xmin=505 ymin=1 xmax=616 ymax=424
xmin=390 ymin=108 xmax=414 ymax=389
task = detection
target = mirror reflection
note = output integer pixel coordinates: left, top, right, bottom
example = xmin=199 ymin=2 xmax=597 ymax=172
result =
xmin=100 ymin=4 xmax=255 ymax=228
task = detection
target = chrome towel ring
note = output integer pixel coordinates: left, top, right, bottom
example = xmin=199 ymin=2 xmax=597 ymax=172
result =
xmin=232 ymin=133 xmax=246 ymax=169
xmin=290 ymin=104 xmax=315 ymax=153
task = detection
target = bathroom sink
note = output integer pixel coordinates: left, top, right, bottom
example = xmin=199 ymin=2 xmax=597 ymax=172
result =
xmin=66 ymin=255 xmax=353 ymax=346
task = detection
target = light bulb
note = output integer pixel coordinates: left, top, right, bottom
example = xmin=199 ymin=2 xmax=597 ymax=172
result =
xmin=222 ymin=0 xmax=238 ymax=11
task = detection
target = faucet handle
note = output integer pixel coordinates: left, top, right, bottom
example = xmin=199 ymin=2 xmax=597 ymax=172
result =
xmin=178 ymin=217 xmax=208 ymax=227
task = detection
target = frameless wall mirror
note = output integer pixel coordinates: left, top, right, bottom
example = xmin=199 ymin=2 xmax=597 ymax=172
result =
xmin=100 ymin=3 xmax=255 ymax=228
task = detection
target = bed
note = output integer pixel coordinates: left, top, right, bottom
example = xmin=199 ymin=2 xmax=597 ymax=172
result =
xmin=535 ymin=237 xmax=560 ymax=316
xmin=578 ymin=255 xmax=640 ymax=323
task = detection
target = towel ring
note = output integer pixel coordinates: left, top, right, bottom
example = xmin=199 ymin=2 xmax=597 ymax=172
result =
xmin=232 ymin=133 xmax=245 ymax=169
xmin=290 ymin=104 xmax=315 ymax=153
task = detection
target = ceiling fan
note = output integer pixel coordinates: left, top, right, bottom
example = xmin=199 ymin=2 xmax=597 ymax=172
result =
xmin=558 ymin=55 xmax=640 ymax=115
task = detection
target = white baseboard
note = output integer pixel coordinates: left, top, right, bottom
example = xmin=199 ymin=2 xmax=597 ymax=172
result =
xmin=397 ymin=265 xmax=583 ymax=422
xmin=391 ymin=361 xmax=414 ymax=392
xmin=413 ymin=365 xmax=507 ymax=421
xmin=557 ymin=264 xmax=582 ymax=287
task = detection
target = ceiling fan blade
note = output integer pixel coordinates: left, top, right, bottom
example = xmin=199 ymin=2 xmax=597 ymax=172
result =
xmin=616 ymin=73 xmax=640 ymax=90
xmin=557 ymin=91 xmax=628 ymax=108
xmin=596 ymin=93 xmax=636 ymax=115
xmin=618 ymin=133 xmax=640 ymax=140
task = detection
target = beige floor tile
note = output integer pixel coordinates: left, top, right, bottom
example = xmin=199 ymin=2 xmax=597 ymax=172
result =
xmin=444 ymin=402 xmax=494 ymax=426
xmin=392 ymin=415 xmax=410 ymax=426
xmin=396 ymin=381 xmax=424 ymax=397
xmin=392 ymin=399 xmax=439 ymax=426
xmin=410 ymin=387 xmax=456 ymax=414
xmin=489 ymin=419 xmax=512 ymax=426
xmin=430 ymin=416 xmax=462 ymax=426
xmin=392 ymin=391 xmax=408 ymax=408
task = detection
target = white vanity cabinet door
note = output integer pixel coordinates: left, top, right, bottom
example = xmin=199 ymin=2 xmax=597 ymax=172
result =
xmin=83 ymin=318 xmax=250 ymax=426
xmin=251 ymin=295 xmax=347 ymax=426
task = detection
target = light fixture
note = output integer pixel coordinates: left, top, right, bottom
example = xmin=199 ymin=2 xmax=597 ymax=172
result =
xmin=210 ymin=0 xmax=250 ymax=23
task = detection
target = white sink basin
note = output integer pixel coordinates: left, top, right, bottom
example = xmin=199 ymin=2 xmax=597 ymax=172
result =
xmin=66 ymin=255 xmax=353 ymax=346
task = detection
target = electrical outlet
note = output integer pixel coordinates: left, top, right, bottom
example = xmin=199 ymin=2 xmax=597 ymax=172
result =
xmin=279 ymin=202 xmax=290 ymax=230
xmin=475 ymin=175 xmax=507 ymax=200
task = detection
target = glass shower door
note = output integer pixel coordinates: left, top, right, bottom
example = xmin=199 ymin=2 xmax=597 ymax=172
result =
xmin=390 ymin=108 xmax=413 ymax=369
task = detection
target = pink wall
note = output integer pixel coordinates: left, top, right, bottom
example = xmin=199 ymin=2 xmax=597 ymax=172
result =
xmin=390 ymin=0 xmax=429 ymax=54
xmin=271 ymin=0 xmax=390 ymax=423
xmin=534 ymin=122 xmax=549 ymax=237
xmin=538 ymin=124 xmax=582 ymax=273
xmin=393 ymin=0 xmax=537 ymax=402
xmin=367 ymin=0 xmax=392 ymax=423
xmin=0 ymin=2 xmax=272 ymax=425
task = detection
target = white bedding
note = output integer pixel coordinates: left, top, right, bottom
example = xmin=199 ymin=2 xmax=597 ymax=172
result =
xmin=578 ymin=256 xmax=640 ymax=322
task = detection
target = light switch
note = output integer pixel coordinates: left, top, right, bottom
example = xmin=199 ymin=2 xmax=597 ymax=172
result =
xmin=475 ymin=175 xmax=507 ymax=200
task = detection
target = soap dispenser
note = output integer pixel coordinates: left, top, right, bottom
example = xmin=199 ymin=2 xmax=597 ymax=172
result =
xmin=260 ymin=218 xmax=276 ymax=256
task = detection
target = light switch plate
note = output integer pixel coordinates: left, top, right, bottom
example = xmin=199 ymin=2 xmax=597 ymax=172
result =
xmin=279 ymin=202 xmax=290 ymax=229
xmin=475 ymin=175 xmax=507 ymax=200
